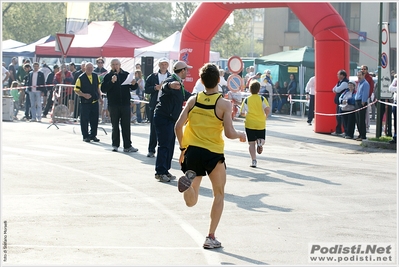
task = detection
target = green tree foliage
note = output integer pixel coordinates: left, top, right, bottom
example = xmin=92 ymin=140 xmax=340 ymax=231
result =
xmin=211 ymin=9 xmax=253 ymax=58
xmin=2 ymin=2 xmax=261 ymax=58
xmin=2 ymin=2 xmax=65 ymax=43
xmin=89 ymin=2 xmax=178 ymax=43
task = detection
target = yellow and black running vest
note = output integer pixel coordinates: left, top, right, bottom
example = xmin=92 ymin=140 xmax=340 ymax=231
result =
xmin=182 ymin=92 xmax=224 ymax=154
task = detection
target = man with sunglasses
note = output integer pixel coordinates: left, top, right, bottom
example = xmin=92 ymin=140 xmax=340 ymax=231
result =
xmin=94 ymin=57 xmax=107 ymax=79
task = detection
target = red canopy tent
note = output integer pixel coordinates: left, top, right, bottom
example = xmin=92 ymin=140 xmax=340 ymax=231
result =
xmin=35 ymin=21 xmax=152 ymax=58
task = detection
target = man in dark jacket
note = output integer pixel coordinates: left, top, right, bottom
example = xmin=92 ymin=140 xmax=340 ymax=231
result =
xmin=153 ymin=61 xmax=192 ymax=182
xmin=26 ymin=62 xmax=46 ymax=122
xmin=101 ymin=58 xmax=138 ymax=152
xmin=144 ymin=57 xmax=171 ymax=158
xmin=74 ymin=62 xmax=103 ymax=142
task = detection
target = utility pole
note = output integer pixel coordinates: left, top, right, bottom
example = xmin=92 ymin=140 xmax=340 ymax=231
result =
xmin=376 ymin=3 xmax=383 ymax=138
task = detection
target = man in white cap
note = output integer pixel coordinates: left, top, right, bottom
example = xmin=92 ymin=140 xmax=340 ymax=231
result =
xmin=152 ymin=60 xmax=192 ymax=182
xmin=144 ymin=57 xmax=171 ymax=158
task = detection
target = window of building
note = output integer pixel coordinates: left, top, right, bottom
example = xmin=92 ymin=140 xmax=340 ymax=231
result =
xmin=389 ymin=3 xmax=397 ymax=33
xmin=287 ymin=9 xmax=299 ymax=32
xmin=350 ymin=40 xmax=360 ymax=64
xmin=331 ymin=3 xmax=361 ymax=31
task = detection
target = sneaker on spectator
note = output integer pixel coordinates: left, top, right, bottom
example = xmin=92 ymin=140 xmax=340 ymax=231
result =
xmin=147 ymin=152 xmax=155 ymax=158
xmin=344 ymin=136 xmax=353 ymax=139
xmin=112 ymin=146 xmax=118 ymax=152
xmin=167 ymin=173 xmax=176 ymax=180
xmin=331 ymin=132 xmax=341 ymax=136
xmin=156 ymin=174 xmax=170 ymax=183
xmin=123 ymin=146 xmax=138 ymax=152
xmin=203 ymin=236 xmax=221 ymax=249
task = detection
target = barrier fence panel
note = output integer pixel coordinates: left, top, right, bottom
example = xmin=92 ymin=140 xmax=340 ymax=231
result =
xmin=48 ymin=84 xmax=78 ymax=129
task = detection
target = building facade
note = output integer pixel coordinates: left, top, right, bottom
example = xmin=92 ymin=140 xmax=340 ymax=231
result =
xmin=256 ymin=2 xmax=397 ymax=74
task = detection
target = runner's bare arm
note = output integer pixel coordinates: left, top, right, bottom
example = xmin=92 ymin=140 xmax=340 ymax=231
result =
xmin=219 ymin=98 xmax=246 ymax=142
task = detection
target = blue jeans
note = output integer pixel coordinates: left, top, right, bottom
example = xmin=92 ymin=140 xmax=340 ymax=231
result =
xmin=154 ymin=115 xmax=175 ymax=175
xmin=28 ymin=91 xmax=42 ymax=121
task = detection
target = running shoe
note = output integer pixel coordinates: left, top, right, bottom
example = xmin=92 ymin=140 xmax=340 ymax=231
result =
xmin=203 ymin=236 xmax=221 ymax=249
xmin=178 ymin=170 xmax=196 ymax=193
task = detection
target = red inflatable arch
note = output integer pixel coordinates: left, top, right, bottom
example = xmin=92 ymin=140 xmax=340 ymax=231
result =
xmin=180 ymin=2 xmax=349 ymax=133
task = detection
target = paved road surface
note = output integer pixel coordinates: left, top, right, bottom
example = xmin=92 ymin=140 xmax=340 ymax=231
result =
xmin=1 ymin=114 xmax=396 ymax=265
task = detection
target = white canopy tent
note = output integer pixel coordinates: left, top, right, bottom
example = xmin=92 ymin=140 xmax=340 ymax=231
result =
xmin=2 ymin=39 xmax=26 ymax=50
xmin=134 ymin=31 xmax=220 ymax=62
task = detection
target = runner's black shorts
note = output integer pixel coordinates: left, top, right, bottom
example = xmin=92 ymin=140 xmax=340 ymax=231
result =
xmin=181 ymin=146 xmax=225 ymax=176
xmin=245 ymin=128 xmax=266 ymax=142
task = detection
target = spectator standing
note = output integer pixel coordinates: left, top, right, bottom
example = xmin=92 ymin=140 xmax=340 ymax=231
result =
xmin=246 ymin=72 xmax=261 ymax=90
xmin=16 ymin=59 xmax=30 ymax=107
xmin=360 ymin=65 xmax=374 ymax=133
xmin=2 ymin=65 xmax=10 ymax=88
xmin=10 ymin=81 xmax=20 ymax=119
xmin=144 ymin=57 xmax=171 ymax=158
xmin=175 ymin=63 xmax=246 ymax=249
xmin=42 ymin=65 xmax=59 ymax=118
xmin=8 ymin=57 xmax=18 ymax=86
xmin=339 ymin=81 xmax=357 ymax=139
xmin=72 ymin=61 xmax=87 ymax=119
xmin=133 ymin=69 xmax=144 ymax=123
xmin=22 ymin=64 xmax=32 ymax=121
xmin=275 ymin=81 xmax=288 ymax=113
xmin=354 ymin=70 xmax=370 ymax=141
xmin=93 ymin=57 xmax=107 ymax=83
xmin=16 ymin=59 xmax=29 ymax=83
xmin=53 ymin=64 xmax=74 ymax=107
xmin=389 ymin=74 xmax=397 ymax=144
xmin=101 ymin=58 xmax=139 ymax=152
xmin=240 ymin=80 xmax=270 ymax=167
xmin=153 ymin=61 xmax=192 ymax=182
xmin=39 ymin=62 xmax=52 ymax=109
xmin=69 ymin=62 xmax=77 ymax=77
xmin=74 ymin=62 xmax=103 ymax=142
xmin=331 ymin=70 xmax=349 ymax=136
xmin=305 ymin=76 xmax=315 ymax=125
xmin=26 ymin=62 xmax=46 ymax=122
xmin=218 ymin=69 xmax=228 ymax=94
xmin=223 ymin=67 xmax=231 ymax=81
xmin=192 ymin=78 xmax=205 ymax=94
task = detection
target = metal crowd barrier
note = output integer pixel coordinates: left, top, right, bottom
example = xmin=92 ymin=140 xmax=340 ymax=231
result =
xmin=48 ymin=84 xmax=79 ymax=129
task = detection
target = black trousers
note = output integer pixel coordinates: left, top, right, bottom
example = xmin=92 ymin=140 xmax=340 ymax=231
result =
xmin=108 ymin=105 xmax=132 ymax=149
xmin=355 ymin=100 xmax=367 ymax=139
xmin=307 ymin=94 xmax=315 ymax=123
xmin=80 ymin=101 xmax=99 ymax=139
xmin=43 ymin=90 xmax=53 ymax=116
xmin=24 ymin=92 xmax=31 ymax=118
xmin=148 ymin=108 xmax=158 ymax=153
xmin=341 ymin=110 xmax=356 ymax=138
xmin=335 ymin=104 xmax=343 ymax=134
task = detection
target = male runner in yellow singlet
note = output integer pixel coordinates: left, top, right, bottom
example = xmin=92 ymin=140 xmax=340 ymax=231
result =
xmin=175 ymin=63 xmax=246 ymax=249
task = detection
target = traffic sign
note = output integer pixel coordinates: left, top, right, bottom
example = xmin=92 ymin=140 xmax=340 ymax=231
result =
xmin=227 ymin=74 xmax=243 ymax=93
xmin=227 ymin=56 xmax=243 ymax=74
xmin=381 ymin=52 xmax=388 ymax=69
xmin=55 ymin=33 xmax=75 ymax=56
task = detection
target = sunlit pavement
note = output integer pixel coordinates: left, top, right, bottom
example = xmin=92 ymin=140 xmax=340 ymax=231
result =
xmin=1 ymin=114 xmax=396 ymax=265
